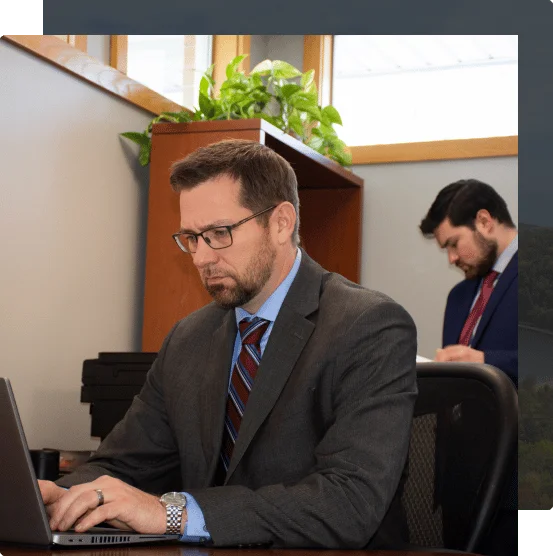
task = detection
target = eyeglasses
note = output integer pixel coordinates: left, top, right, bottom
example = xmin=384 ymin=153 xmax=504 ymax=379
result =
xmin=172 ymin=205 xmax=277 ymax=254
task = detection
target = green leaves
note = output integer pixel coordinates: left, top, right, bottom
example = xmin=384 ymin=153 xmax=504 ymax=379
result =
xmin=250 ymin=59 xmax=273 ymax=76
xmin=120 ymin=131 xmax=151 ymax=166
xmin=120 ymin=131 xmax=149 ymax=146
xmin=271 ymin=60 xmax=302 ymax=79
xmin=301 ymin=69 xmax=315 ymax=90
xmin=322 ymin=105 xmax=342 ymax=126
xmin=279 ymin=83 xmax=302 ymax=99
xmin=199 ymin=92 xmax=215 ymax=119
xmin=122 ymin=57 xmax=351 ymax=168
xmin=226 ymin=54 xmax=248 ymax=79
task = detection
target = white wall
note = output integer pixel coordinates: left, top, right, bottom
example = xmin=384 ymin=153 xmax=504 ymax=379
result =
xmin=250 ymin=35 xmax=304 ymax=71
xmin=0 ymin=40 xmax=152 ymax=451
xmin=86 ymin=35 xmax=111 ymax=66
xmin=355 ymin=157 xmax=518 ymax=358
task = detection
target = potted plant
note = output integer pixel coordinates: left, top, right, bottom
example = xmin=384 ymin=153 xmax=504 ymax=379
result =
xmin=122 ymin=55 xmax=352 ymax=168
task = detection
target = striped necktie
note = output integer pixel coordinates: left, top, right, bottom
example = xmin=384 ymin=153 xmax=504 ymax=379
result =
xmin=220 ymin=317 xmax=270 ymax=472
xmin=458 ymin=270 xmax=499 ymax=346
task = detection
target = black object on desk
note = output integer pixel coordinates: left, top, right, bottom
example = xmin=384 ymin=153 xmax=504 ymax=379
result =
xmin=81 ymin=352 xmax=157 ymax=440
xmin=29 ymin=448 xmax=59 ymax=481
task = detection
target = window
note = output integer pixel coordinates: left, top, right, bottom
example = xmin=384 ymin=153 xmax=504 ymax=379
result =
xmin=53 ymin=35 xmax=87 ymax=51
xmin=332 ymin=35 xmax=518 ymax=147
xmin=125 ymin=35 xmax=213 ymax=109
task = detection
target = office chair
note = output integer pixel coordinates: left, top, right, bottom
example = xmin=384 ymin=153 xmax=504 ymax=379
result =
xmin=401 ymin=362 xmax=517 ymax=554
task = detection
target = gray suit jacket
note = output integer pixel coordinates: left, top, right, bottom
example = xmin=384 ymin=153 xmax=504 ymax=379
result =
xmin=59 ymin=252 xmax=418 ymax=549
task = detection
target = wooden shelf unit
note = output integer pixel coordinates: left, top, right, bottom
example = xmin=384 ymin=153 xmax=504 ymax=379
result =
xmin=142 ymin=119 xmax=363 ymax=351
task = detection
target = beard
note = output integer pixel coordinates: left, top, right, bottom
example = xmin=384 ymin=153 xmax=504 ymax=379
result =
xmin=202 ymin=233 xmax=276 ymax=309
xmin=461 ymin=231 xmax=498 ymax=280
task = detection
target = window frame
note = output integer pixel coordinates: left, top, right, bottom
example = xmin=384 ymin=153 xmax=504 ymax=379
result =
xmin=109 ymin=35 xmax=250 ymax=98
xmin=53 ymin=35 xmax=88 ymax=51
xmin=304 ymin=34 xmax=518 ymax=164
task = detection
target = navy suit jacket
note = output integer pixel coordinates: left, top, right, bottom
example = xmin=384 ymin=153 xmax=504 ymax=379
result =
xmin=443 ymin=253 xmax=518 ymax=386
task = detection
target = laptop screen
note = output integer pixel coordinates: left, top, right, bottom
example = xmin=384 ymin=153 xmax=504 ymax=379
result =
xmin=0 ymin=377 xmax=53 ymax=546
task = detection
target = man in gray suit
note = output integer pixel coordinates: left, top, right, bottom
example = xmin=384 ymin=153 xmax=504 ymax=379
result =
xmin=40 ymin=140 xmax=417 ymax=549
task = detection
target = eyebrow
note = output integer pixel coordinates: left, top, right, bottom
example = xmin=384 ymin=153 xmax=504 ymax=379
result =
xmin=179 ymin=220 xmax=232 ymax=234
xmin=440 ymin=237 xmax=457 ymax=249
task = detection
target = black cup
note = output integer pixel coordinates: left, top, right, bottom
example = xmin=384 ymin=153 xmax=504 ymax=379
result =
xmin=30 ymin=449 xmax=60 ymax=481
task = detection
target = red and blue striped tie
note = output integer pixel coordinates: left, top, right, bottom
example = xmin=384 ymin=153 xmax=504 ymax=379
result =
xmin=220 ymin=317 xmax=270 ymax=471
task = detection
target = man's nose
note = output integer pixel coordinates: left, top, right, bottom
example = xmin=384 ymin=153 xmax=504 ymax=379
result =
xmin=192 ymin=237 xmax=218 ymax=267
xmin=448 ymin=250 xmax=459 ymax=265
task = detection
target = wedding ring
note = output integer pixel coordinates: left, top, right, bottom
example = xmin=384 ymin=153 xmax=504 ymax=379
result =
xmin=95 ymin=488 xmax=105 ymax=506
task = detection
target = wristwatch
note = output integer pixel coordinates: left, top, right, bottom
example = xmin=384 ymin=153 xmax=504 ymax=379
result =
xmin=160 ymin=492 xmax=187 ymax=535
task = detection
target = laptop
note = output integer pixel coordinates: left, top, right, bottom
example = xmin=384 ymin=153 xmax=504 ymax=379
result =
xmin=0 ymin=377 xmax=180 ymax=547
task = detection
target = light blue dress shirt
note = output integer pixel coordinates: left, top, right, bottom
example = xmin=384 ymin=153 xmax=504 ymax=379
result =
xmin=180 ymin=248 xmax=302 ymax=542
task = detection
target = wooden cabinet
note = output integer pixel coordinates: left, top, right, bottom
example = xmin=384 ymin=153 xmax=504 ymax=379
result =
xmin=142 ymin=119 xmax=363 ymax=351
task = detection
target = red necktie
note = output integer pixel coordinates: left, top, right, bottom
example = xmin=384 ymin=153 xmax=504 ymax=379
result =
xmin=220 ymin=317 xmax=270 ymax=471
xmin=458 ymin=270 xmax=499 ymax=346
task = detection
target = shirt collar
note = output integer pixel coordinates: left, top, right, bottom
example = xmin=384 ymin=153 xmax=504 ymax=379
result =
xmin=493 ymin=234 xmax=518 ymax=274
xmin=235 ymin=248 xmax=302 ymax=325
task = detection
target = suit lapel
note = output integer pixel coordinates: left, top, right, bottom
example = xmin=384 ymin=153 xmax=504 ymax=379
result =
xmin=472 ymin=253 xmax=518 ymax=347
xmin=449 ymin=281 xmax=479 ymax=345
xmin=225 ymin=250 xmax=323 ymax=482
xmin=199 ymin=310 xmax=236 ymax=485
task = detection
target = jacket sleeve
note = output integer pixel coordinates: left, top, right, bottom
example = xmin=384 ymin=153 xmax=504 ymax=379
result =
xmin=484 ymin=349 xmax=518 ymax=387
xmin=56 ymin=323 xmax=182 ymax=494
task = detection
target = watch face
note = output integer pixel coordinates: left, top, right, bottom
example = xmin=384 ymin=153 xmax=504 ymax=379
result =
xmin=160 ymin=492 xmax=187 ymax=507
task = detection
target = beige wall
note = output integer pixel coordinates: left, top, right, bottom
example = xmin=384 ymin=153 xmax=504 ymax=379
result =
xmin=0 ymin=40 xmax=152 ymax=451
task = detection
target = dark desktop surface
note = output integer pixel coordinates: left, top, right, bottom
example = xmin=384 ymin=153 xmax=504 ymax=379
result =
xmin=0 ymin=545 xmax=480 ymax=556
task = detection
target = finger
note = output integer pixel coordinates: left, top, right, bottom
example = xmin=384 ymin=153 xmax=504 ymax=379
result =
xmin=449 ymin=345 xmax=469 ymax=359
xmin=48 ymin=483 xmax=86 ymax=529
xmin=50 ymin=477 xmax=111 ymax=528
xmin=39 ymin=480 xmax=65 ymax=505
xmin=75 ymin=504 xmax=132 ymax=533
xmin=56 ymin=489 xmax=106 ymax=532
xmin=435 ymin=348 xmax=452 ymax=362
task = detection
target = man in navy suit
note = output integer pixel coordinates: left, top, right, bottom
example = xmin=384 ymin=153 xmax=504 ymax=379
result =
xmin=419 ymin=178 xmax=518 ymax=386
xmin=419 ymin=178 xmax=517 ymax=556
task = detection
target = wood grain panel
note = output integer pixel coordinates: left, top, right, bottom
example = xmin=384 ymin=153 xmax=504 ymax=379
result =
xmin=351 ymin=136 xmax=518 ymax=165
xmin=2 ymin=35 xmax=182 ymax=116
xmin=109 ymin=35 xmax=128 ymax=73
xmin=303 ymin=35 xmax=333 ymax=106
xmin=299 ymin=187 xmax=362 ymax=283
xmin=212 ymin=35 xmax=251 ymax=93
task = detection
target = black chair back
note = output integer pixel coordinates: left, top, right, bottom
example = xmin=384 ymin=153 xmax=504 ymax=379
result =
xmin=402 ymin=362 xmax=517 ymax=552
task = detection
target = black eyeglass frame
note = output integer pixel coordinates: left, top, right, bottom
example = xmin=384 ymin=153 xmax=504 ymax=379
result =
xmin=172 ymin=204 xmax=278 ymax=253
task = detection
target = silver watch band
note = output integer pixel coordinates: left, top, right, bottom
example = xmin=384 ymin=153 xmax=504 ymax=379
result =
xmin=166 ymin=504 xmax=184 ymax=535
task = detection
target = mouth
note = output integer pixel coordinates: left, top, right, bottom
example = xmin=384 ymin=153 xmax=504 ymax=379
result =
xmin=205 ymin=275 xmax=228 ymax=283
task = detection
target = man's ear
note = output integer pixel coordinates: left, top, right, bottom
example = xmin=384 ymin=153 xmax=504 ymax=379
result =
xmin=273 ymin=202 xmax=296 ymax=244
xmin=475 ymin=209 xmax=494 ymax=234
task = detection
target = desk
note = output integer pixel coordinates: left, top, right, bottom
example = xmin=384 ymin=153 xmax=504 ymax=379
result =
xmin=0 ymin=545 xmax=478 ymax=556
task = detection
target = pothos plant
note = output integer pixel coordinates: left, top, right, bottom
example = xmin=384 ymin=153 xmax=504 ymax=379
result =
xmin=122 ymin=55 xmax=352 ymax=167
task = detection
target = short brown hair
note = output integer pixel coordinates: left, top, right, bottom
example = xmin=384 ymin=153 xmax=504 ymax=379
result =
xmin=170 ymin=139 xmax=300 ymax=245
